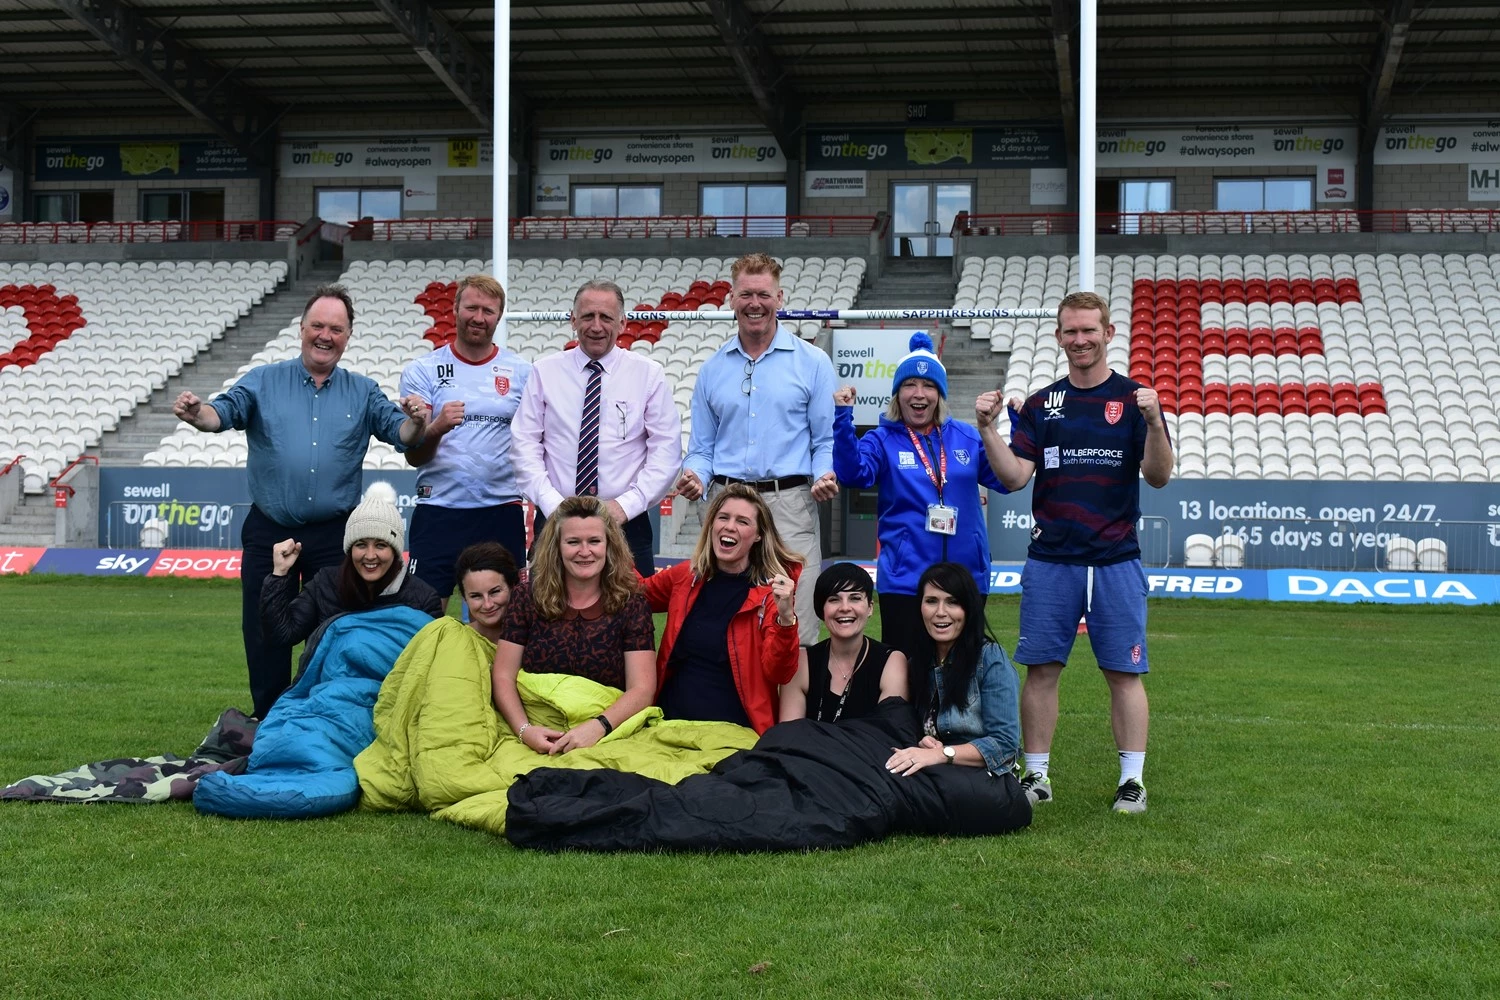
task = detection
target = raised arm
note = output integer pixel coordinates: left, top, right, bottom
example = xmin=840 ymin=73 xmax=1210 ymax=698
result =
xmin=259 ymin=556 xmax=326 ymax=648
xmin=1136 ymin=386 xmax=1174 ymax=488
xmin=831 ymin=391 xmax=884 ymax=489
xmin=975 ymin=390 xmax=1035 ymax=492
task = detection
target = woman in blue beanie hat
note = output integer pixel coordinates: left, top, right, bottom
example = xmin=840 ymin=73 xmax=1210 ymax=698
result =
xmin=832 ymin=333 xmax=1012 ymax=662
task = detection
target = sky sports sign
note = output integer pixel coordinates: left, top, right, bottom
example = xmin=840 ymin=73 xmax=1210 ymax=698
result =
xmin=24 ymin=549 xmax=243 ymax=577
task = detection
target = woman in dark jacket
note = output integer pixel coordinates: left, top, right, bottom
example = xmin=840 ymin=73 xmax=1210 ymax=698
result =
xmin=884 ymin=562 xmax=1021 ymax=777
xmin=260 ymin=481 xmax=441 ymax=648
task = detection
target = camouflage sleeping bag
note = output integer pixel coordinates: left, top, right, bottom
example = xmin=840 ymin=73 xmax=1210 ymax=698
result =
xmin=355 ymin=616 xmax=759 ymax=837
xmin=0 ymin=709 xmax=257 ymax=804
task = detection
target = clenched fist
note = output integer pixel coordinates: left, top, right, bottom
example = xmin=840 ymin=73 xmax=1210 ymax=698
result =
xmin=770 ymin=572 xmax=797 ymax=625
xmin=271 ymin=538 xmax=302 ymax=576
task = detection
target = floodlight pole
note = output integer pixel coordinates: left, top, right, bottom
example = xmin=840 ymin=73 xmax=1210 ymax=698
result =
xmin=494 ymin=0 xmax=511 ymax=348
xmin=1078 ymin=0 xmax=1096 ymax=293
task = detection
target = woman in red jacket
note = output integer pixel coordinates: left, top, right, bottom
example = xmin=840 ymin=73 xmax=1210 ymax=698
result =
xmin=646 ymin=483 xmax=801 ymax=734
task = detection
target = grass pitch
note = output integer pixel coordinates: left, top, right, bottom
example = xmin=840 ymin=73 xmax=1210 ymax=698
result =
xmin=1 ymin=575 xmax=1497 ymax=999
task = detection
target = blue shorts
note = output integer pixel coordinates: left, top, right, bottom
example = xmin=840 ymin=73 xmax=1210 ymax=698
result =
xmin=1014 ymin=558 xmax=1149 ymax=674
xmin=408 ymin=502 xmax=526 ymax=599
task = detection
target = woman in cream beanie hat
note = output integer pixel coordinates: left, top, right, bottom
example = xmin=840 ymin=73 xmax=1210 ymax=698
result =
xmin=259 ymin=482 xmax=443 ymax=651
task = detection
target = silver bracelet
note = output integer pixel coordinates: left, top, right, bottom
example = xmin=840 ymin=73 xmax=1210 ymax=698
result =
xmin=517 ymin=723 xmax=532 ymax=740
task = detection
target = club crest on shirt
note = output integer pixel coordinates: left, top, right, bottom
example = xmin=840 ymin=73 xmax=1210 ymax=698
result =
xmin=1105 ymin=401 xmax=1124 ymax=425
xmin=953 ymin=448 xmax=971 ymax=465
xmin=494 ymin=376 xmax=511 ymax=395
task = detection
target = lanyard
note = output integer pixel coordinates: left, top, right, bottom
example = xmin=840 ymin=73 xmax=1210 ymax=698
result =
xmin=817 ymin=637 xmax=870 ymax=724
xmin=905 ymin=424 xmax=946 ymax=502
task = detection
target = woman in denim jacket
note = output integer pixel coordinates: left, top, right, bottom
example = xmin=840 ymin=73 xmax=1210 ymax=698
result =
xmin=885 ymin=562 xmax=1021 ymax=776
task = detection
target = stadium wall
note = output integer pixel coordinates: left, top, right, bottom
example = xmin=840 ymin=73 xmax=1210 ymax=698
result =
xmin=90 ymin=469 xmax=1500 ymax=574
xmin=7 ymin=547 xmax=1495 ymax=606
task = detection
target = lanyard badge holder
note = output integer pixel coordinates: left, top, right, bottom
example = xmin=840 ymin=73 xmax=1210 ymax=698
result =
xmin=907 ymin=425 xmax=957 ymax=536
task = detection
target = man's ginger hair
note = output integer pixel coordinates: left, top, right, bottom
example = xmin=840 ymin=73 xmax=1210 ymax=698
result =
xmin=730 ymin=252 xmax=783 ymax=283
xmin=1056 ymin=290 xmax=1111 ymax=329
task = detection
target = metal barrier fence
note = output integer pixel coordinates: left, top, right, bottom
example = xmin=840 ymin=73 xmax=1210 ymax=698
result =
xmin=1139 ymin=515 xmax=1172 ymax=569
xmin=104 ymin=501 xmax=250 ymax=550
xmin=1182 ymin=517 xmax=1500 ymax=573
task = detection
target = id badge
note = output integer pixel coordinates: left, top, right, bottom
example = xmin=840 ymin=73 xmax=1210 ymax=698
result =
xmin=926 ymin=504 xmax=958 ymax=536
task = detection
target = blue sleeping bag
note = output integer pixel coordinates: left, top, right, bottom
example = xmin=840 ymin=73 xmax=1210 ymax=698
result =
xmin=195 ymin=606 xmax=432 ymax=819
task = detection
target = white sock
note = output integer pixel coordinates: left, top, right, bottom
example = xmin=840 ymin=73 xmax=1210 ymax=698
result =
xmin=1024 ymin=752 xmax=1050 ymax=779
xmin=1119 ymin=751 xmax=1145 ymax=785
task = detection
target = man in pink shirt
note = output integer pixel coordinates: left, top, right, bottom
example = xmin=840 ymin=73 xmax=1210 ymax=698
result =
xmin=511 ymin=279 xmax=682 ymax=576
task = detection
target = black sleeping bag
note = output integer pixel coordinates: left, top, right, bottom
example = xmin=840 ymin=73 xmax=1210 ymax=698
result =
xmin=506 ymin=698 xmax=1031 ymax=852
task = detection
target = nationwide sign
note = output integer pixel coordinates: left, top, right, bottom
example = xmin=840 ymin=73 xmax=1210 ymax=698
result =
xmin=34 ymin=139 xmax=255 ymax=180
xmin=1374 ymin=121 xmax=1500 ymax=163
xmin=806 ymin=127 xmax=1066 ymax=170
xmin=804 ymin=170 xmax=867 ymax=198
xmin=535 ymin=132 xmax=785 ymax=175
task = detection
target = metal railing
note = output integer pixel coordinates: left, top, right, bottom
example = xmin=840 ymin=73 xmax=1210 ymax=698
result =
xmin=505 ymin=215 xmax=881 ymax=240
xmin=954 ymin=209 xmax=1500 ymax=237
xmin=0 ymin=220 xmax=302 ymax=244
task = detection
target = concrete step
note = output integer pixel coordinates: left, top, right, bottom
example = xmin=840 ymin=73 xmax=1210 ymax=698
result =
xmin=0 ymin=493 xmax=57 ymax=546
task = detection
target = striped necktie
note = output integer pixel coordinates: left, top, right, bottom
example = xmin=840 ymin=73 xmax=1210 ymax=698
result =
xmin=575 ymin=359 xmax=605 ymax=496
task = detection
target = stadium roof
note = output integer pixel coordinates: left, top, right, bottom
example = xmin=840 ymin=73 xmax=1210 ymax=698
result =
xmin=2 ymin=0 xmax=1498 ymax=155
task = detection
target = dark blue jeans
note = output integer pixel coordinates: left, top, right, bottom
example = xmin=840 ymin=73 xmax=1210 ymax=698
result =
xmin=239 ymin=505 xmax=347 ymax=718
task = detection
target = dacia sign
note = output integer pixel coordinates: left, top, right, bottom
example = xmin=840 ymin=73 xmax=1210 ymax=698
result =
xmin=1269 ymin=570 xmax=1495 ymax=605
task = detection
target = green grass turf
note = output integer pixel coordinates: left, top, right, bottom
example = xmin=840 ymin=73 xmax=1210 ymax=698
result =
xmin=1 ymin=575 xmax=1498 ymax=999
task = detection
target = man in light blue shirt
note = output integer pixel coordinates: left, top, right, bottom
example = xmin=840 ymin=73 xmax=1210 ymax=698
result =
xmin=678 ymin=252 xmax=838 ymax=643
xmin=174 ymin=284 xmax=429 ymax=717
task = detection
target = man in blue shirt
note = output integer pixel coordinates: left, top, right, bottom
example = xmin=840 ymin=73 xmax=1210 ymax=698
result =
xmin=174 ymin=284 xmax=429 ymax=718
xmin=677 ymin=252 xmax=837 ymax=644
xmin=977 ymin=290 xmax=1172 ymax=815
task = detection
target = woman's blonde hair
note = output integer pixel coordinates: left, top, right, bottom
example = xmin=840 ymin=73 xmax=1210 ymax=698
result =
xmin=528 ymin=495 xmax=640 ymax=618
xmin=689 ymin=483 xmax=802 ymax=585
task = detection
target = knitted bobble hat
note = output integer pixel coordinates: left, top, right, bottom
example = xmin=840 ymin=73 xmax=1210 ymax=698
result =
xmin=343 ymin=481 xmax=404 ymax=554
xmin=890 ymin=332 xmax=948 ymax=398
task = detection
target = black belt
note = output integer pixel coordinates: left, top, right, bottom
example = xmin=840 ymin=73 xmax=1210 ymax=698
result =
xmin=711 ymin=474 xmax=810 ymax=492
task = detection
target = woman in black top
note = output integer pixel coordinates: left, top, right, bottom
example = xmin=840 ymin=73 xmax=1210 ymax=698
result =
xmin=780 ymin=562 xmax=908 ymax=723
xmin=260 ymin=481 xmax=442 ymax=648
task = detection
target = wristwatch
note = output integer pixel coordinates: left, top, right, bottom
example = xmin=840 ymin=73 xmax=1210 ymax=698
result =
xmin=942 ymin=745 xmax=956 ymax=764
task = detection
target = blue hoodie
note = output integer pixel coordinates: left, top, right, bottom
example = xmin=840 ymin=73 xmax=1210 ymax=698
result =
xmin=833 ymin=407 xmax=1010 ymax=596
